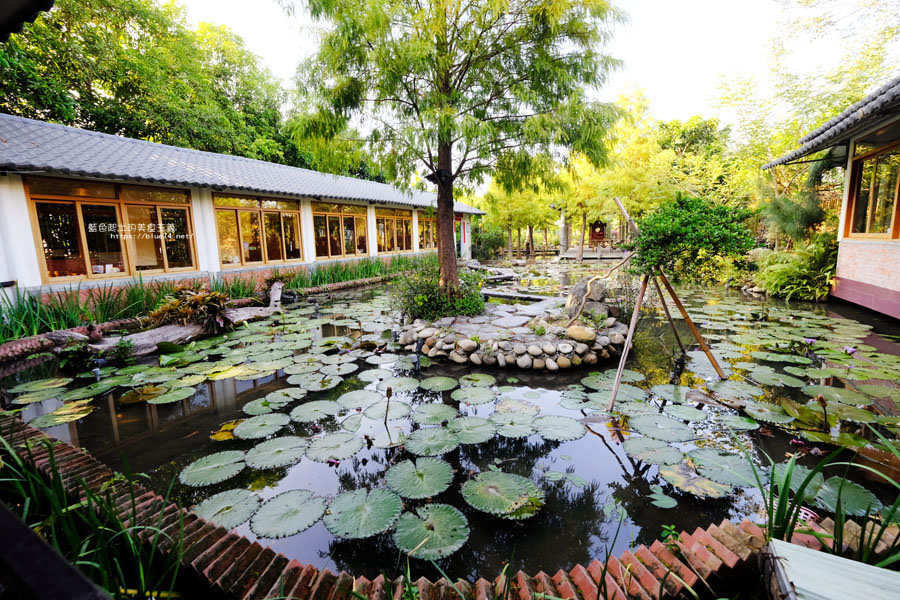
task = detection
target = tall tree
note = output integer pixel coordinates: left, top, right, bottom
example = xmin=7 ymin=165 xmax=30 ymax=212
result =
xmin=291 ymin=0 xmax=621 ymax=291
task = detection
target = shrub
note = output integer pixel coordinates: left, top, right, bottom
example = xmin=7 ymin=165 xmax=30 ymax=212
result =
xmin=391 ymin=263 xmax=485 ymax=321
xmin=148 ymin=288 xmax=234 ymax=334
xmin=756 ymin=233 xmax=838 ymax=301
xmin=472 ymin=222 xmax=506 ymax=261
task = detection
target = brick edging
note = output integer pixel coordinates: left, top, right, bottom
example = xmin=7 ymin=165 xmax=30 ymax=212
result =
xmin=0 ymin=412 xmax=773 ymax=600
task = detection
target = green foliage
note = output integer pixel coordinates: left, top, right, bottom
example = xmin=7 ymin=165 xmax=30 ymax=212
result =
xmin=148 ymin=288 xmax=234 ymax=334
xmin=391 ymin=263 xmax=485 ymax=322
xmin=112 ymin=338 xmax=135 ymax=365
xmin=471 ymin=221 xmax=507 ymax=262
xmin=624 ymin=194 xmax=756 ymax=279
xmin=755 ymin=233 xmax=838 ymax=301
xmin=209 ymin=275 xmax=259 ymax=299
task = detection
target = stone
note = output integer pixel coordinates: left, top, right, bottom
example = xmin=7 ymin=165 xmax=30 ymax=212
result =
xmin=418 ymin=327 xmax=437 ymax=339
xmin=571 ymin=355 xmax=582 ymax=366
xmin=433 ymin=317 xmax=455 ymax=327
xmin=557 ymin=356 xmax=571 ymax=369
xmin=449 ymin=351 xmax=468 ymax=363
xmin=548 ymin=325 xmax=566 ymax=337
xmin=574 ymin=343 xmax=589 ymax=355
xmin=498 ymin=341 xmax=512 ymax=352
xmin=494 ymin=315 xmax=532 ymax=328
xmin=426 ymin=336 xmax=437 ymax=347
xmin=470 ymin=353 xmax=482 ymax=365
xmin=545 ymin=358 xmax=558 ymax=371
xmin=608 ymin=332 xmax=626 ymax=345
xmin=427 ymin=347 xmax=438 ymax=358
xmin=566 ymin=325 xmax=596 ymax=343
xmin=457 ymin=339 xmax=478 ymax=353
xmin=434 ymin=350 xmax=448 ymax=358
xmin=527 ymin=345 xmax=542 ymax=357
xmin=610 ymin=322 xmax=629 ymax=335
xmin=604 ymin=317 xmax=617 ymax=328
xmin=516 ymin=355 xmax=533 ymax=369
xmin=583 ymin=302 xmax=608 ymax=319
xmin=513 ymin=343 xmax=527 ymax=355
xmin=596 ymin=335 xmax=611 ymax=347
xmin=442 ymin=342 xmax=456 ymax=351
xmin=532 ymin=358 xmax=545 ymax=370
xmin=442 ymin=334 xmax=458 ymax=344
xmin=583 ymin=352 xmax=598 ymax=365
xmin=497 ymin=354 xmax=507 ymax=368
xmin=399 ymin=331 xmax=415 ymax=346
xmin=541 ymin=343 xmax=556 ymax=355
xmin=557 ymin=342 xmax=573 ymax=354
xmin=504 ymin=353 xmax=516 ymax=365
xmin=599 ymin=349 xmax=610 ymax=359
xmin=565 ymin=277 xmax=608 ymax=318
xmin=483 ymin=355 xmax=497 ymax=366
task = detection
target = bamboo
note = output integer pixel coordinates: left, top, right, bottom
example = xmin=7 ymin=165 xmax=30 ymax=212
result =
xmin=652 ymin=276 xmax=686 ymax=355
xmin=657 ymin=271 xmax=726 ymax=379
xmin=606 ymin=274 xmax=649 ymax=411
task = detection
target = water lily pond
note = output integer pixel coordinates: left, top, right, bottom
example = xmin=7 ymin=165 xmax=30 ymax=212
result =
xmin=3 ymin=279 xmax=900 ymax=580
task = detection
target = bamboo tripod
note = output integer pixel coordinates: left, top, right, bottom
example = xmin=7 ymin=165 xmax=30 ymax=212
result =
xmin=606 ymin=198 xmax=726 ymax=412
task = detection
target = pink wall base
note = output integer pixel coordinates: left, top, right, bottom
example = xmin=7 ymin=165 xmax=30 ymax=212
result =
xmin=831 ymin=277 xmax=900 ymax=320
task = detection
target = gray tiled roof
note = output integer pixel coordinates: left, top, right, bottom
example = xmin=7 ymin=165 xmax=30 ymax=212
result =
xmin=0 ymin=112 xmax=483 ymax=214
xmin=763 ymin=75 xmax=900 ymax=169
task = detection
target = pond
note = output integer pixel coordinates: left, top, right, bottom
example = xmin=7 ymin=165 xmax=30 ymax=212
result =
xmin=3 ymin=272 xmax=900 ymax=582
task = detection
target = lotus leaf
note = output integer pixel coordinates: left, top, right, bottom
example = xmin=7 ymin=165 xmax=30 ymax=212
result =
xmin=856 ymin=384 xmax=900 ymax=399
xmin=118 ymin=385 xmax=168 ymax=404
xmin=461 ymin=471 xmax=529 ymax=515
xmin=8 ymin=377 xmax=73 ymax=394
xmin=290 ymin=400 xmax=342 ymax=422
xmin=321 ymin=363 xmax=359 ymax=376
xmin=419 ymin=376 xmax=459 ymax=392
xmin=287 ymin=373 xmax=344 ymax=391
xmin=717 ymin=414 xmax=760 ymax=430
xmin=376 ymin=377 xmax=419 ymax=393
xmin=622 ymin=437 xmax=684 ymax=465
xmin=502 ymin=475 xmax=545 ymax=520
xmin=341 ymin=413 xmax=363 ymax=432
xmin=749 ymin=351 xmax=811 ymax=364
xmin=245 ymin=436 xmax=308 ymax=469
xmin=801 ymin=385 xmax=871 ymax=406
xmin=233 ymin=413 xmax=290 ymax=439
xmin=688 ymin=448 xmax=758 ymax=487
xmin=412 ymin=403 xmax=458 ymax=425
xmin=749 ymin=368 xmax=806 ymax=388
xmin=321 ymin=353 xmax=357 ymax=365
xmin=494 ymin=398 xmax=540 ymax=416
xmin=460 ymin=373 xmax=496 ymax=387
xmin=404 ymin=427 xmax=460 ymax=456
xmin=393 ymin=504 xmax=469 ymax=559
xmin=798 ymin=430 xmax=870 ymax=448
xmin=208 ymin=365 xmax=256 ymax=381
xmin=337 ymin=389 xmax=382 ymax=410
xmin=614 ymin=402 xmax=658 ymax=417
xmin=193 ymin=489 xmax=260 ymax=530
xmin=804 ymin=401 xmax=877 ymax=423
xmin=12 ymin=388 xmax=62 ymax=405
xmin=357 ymin=369 xmax=393 ymax=382
xmin=709 ymin=379 xmax=764 ymax=400
xmin=743 ymin=402 xmax=795 ymax=424
xmin=447 ymin=417 xmax=496 ymax=444
xmin=250 ymin=490 xmax=327 ymax=538
xmin=658 ymin=463 xmax=731 ymax=499
xmin=28 ymin=400 xmax=94 ymax=428
xmin=385 ymin=457 xmax=454 ymax=499
xmin=648 ymin=384 xmax=692 ymax=403
xmin=814 ymin=477 xmax=882 ymax=516
xmin=283 ymin=362 xmax=321 ymax=375
xmin=664 ymin=405 xmax=707 ymax=422
xmin=306 ymin=432 xmax=364 ymax=462
xmin=179 ymin=450 xmax=245 ymax=486
xmin=585 ymin=384 xmax=647 ymax=403
xmin=533 ymin=415 xmax=586 ymax=441
xmin=365 ymin=352 xmax=401 ymax=365
xmin=490 ymin=414 xmax=536 ymax=438
xmin=629 ymin=415 xmax=694 ymax=442
xmin=323 ymin=488 xmax=402 ymax=539
xmin=364 ymin=400 xmax=411 ymax=421
xmin=147 ymin=387 xmax=196 ymax=405
xmin=450 ymin=387 xmax=495 ymax=405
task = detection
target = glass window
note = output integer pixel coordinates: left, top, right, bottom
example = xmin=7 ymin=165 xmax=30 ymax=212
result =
xmin=161 ymin=208 xmax=193 ymax=268
xmin=328 ymin=216 xmax=342 ymax=256
xmin=126 ymin=205 xmax=164 ymax=271
xmin=314 ymin=215 xmax=329 ymax=257
xmin=81 ymin=204 xmax=125 ymax=275
xmin=30 ymin=177 xmax=116 ymax=198
xmin=214 ymin=195 xmax=260 ymax=208
xmin=400 ymin=219 xmax=412 ymax=251
xmin=35 ymin=202 xmax=86 ymax=277
xmin=240 ymin=211 xmax=262 ymax=263
xmin=852 ymin=148 xmax=899 ymax=235
xmin=283 ymin=213 xmax=302 ymax=260
xmin=312 ymin=202 xmax=342 ymax=213
xmin=264 ymin=212 xmax=284 ymax=261
xmin=355 ymin=216 xmax=368 ymax=254
xmin=217 ymin=211 xmax=241 ymax=265
xmin=261 ymin=199 xmax=299 ymax=211
xmin=343 ymin=216 xmax=355 ymax=255
xmin=342 ymin=204 xmax=367 ymax=214
xmin=122 ymin=186 xmax=189 ymax=204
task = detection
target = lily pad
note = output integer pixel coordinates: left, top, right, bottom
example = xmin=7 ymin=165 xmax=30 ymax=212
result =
xmin=233 ymin=413 xmax=290 ymax=439
xmin=649 ymin=384 xmax=692 ymax=403
xmin=412 ymin=403 xmax=458 ymax=425
xmin=7 ymin=377 xmax=73 ymax=394
xmin=664 ymin=405 xmax=707 ymax=422
xmin=404 ymin=427 xmax=460 ymax=456
xmin=364 ymin=400 xmax=411 ymax=421
xmin=287 ymin=373 xmax=344 ymax=391
xmin=447 ymin=417 xmax=496 ymax=444
xmin=337 ymin=389 xmax=382 ymax=410
xmin=502 ymin=476 xmax=545 ymax=520
xmin=688 ymin=448 xmax=758 ymax=487
xmin=179 ymin=450 xmax=245 ymax=487
xmin=658 ymin=463 xmax=732 ymax=499
xmin=490 ymin=414 xmax=536 ymax=438
xmin=393 ymin=504 xmax=469 ymax=560
xmin=193 ymin=489 xmax=260 ymax=530
xmin=290 ymin=400 xmax=342 ymax=423
xmin=28 ymin=400 xmax=94 ymax=428
xmin=250 ymin=490 xmax=327 ymax=538
xmin=320 ymin=362 xmax=359 ymax=376
xmin=533 ymin=415 xmax=586 ymax=441
xmin=245 ymin=436 xmax=308 ymax=469
xmin=306 ymin=432 xmax=364 ymax=462
xmin=814 ymin=476 xmax=882 ymax=516
xmin=385 ymin=457 xmax=454 ymax=499
xmin=450 ymin=387 xmax=495 ymax=405
xmin=709 ymin=379 xmax=765 ymax=400
xmin=801 ymin=385 xmax=871 ymax=406
xmin=622 ymin=437 xmax=684 ymax=465
xmin=717 ymin=414 xmax=760 ymax=430
xmin=495 ymin=398 xmax=540 ymax=416
xmin=146 ymin=387 xmax=196 ymax=405
xmin=630 ymin=415 xmax=694 ymax=443
xmin=377 ymin=377 xmax=419 ymax=394
xmin=357 ymin=368 xmax=393 ymax=382
xmin=461 ymin=471 xmax=529 ymax=515
xmin=12 ymin=388 xmax=63 ymax=405
xmin=419 ymin=376 xmax=459 ymax=392
xmin=323 ymin=488 xmax=402 ymax=539
xmin=460 ymin=373 xmax=496 ymax=387
xmin=743 ymin=402 xmax=795 ymax=424
xmin=365 ymin=352 xmax=401 ymax=365
xmin=749 ymin=368 xmax=805 ymax=388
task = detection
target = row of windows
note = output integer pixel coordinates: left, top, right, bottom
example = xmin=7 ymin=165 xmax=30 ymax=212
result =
xmin=848 ymin=143 xmax=900 ymax=238
xmin=214 ymin=195 xmax=304 ymax=266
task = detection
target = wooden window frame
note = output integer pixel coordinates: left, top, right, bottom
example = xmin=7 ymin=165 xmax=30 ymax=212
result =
xmin=26 ymin=177 xmax=199 ymax=284
xmin=311 ymin=203 xmax=369 ymax=260
xmin=213 ymin=195 xmax=304 ymax=267
xmin=418 ymin=218 xmax=437 ymax=250
xmin=845 ymin=140 xmax=900 ymax=240
xmin=375 ymin=212 xmax=414 ymax=254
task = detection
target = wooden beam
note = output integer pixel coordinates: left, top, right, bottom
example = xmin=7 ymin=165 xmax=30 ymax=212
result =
xmin=607 ymin=273 xmax=649 ymax=411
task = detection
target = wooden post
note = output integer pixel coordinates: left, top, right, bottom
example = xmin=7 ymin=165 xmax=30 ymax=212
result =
xmin=652 ymin=276 xmax=686 ymax=356
xmin=657 ymin=271 xmax=726 ymax=379
xmin=606 ymin=274 xmax=649 ymax=411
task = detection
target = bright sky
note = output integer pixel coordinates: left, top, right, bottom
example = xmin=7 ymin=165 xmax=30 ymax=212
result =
xmin=181 ymin=0 xmax=835 ymax=124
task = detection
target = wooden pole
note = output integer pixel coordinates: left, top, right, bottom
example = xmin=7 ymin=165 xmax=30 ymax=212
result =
xmin=652 ymin=276 xmax=686 ymax=355
xmin=657 ymin=271 xmax=726 ymax=379
xmin=607 ymin=274 xmax=650 ymax=411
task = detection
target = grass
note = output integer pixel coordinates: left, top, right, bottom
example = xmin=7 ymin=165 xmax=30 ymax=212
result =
xmin=280 ymin=255 xmax=432 ymax=291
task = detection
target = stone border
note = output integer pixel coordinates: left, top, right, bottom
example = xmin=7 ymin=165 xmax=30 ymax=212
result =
xmin=1 ymin=411 xmax=779 ymax=600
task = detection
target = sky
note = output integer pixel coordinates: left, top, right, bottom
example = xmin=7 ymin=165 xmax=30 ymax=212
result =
xmin=180 ymin=0 xmax=837 ymax=124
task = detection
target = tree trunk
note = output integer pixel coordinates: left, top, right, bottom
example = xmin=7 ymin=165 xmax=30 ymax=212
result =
xmin=527 ymin=225 xmax=534 ymax=259
xmin=559 ymin=212 xmax=568 ymax=252
xmin=517 ymin=228 xmax=522 ymax=259
xmin=507 ymin=226 xmax=513 ymax=260
xmin=435 ymin=142 xmax=458 ymax=293
xmin=576 ymin=213 xmax=586 ymax=263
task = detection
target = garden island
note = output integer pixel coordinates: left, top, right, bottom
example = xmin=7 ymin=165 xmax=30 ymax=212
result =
xmin=1 ymin=0 xmax=899 ymax=599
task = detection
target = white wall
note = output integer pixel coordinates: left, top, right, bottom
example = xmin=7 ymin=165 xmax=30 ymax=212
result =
xmin=367 ymin=205 xmax=378 ymax=257
xmin=300 ymin=198 xmax=317 ymax=264
xmin=0 ymin=174 xmax=43 ymax=290
xmin=460 ymin=215 xmax=472 ymax=259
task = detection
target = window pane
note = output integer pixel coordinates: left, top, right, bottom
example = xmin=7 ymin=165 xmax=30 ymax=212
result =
xmin=343 ymin=216 xmax=355 ymax=255
xmin=126 ymin=205 xmax=164 ymax=271
xmin=29 ymin=177 xmax=115 ymax=198
xmin=161 ymin=208 xmax=193 ymax=268
xmin=871 ymin=151 xmax=899 ymax=233
xmin=312 ymin=202 xmax=341 ymax=213
xmin=387 ymin=219 xmax=395 ymax=251
xmin=400 ymin=219 xmax=411 ymax=250
xmin=261 ymin=199 xmax=299 ymax=210
xmin=852 ymin=158 xmax=875 ymax=233
xmin=35 ymin=202 xmax=86 ymax=277
xmin=81 ymin=204 xmax=125 ymax=275
xmin=314 ymin=215 xmax=329 ymax=257
xmin=214 ymin=195 xmax=259 ymax=208
xmin=342 ymin=204 xmax=367 ymax=215
xmin=328 ymin=216 xmax=342 ymax=256
xmin=283 ymin=213 xmax=302 ymax=260
xmin=240 ymin=211 xmax=262 ymax=262
xmin=121 ymin=186 xmax=189 ymax=204
xmin=264 ymin=212 xmax=284 ymax=261
xmin=216 ymin=210 xmax=241 ymax=264
xmin=355 ymin=216 xmax=367 ymax=254
xmin=377 ymin=219 xmax=386 ymax=253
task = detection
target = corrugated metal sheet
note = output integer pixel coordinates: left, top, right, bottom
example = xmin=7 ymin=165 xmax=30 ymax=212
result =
xmin=0 ymin=112 xmax=483 ymax=214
